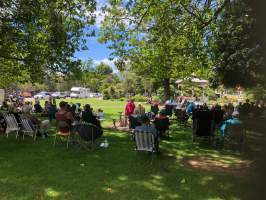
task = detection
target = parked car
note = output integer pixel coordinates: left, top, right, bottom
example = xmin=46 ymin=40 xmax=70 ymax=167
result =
xmin=51 ymin=92 xmax=67 ymax=99
xmin=63 ymin=91 xmax=70 ymax=98
xmin=34 ymin=91 xmax=50 ymax=99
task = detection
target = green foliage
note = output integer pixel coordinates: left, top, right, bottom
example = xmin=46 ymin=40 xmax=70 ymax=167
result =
xmin=98 ymin=0 xmax=232 ymax=99
xmin=131 ymin=94 xmax=146 ymax=102
xmin=0 ymin=0 xmax=96 ymax=87
xmin=246 ymin=85 xmax=266 ymax=101
xmin=210 ymin=0 xmax=265 ymax=88
xmin=95 ymin=63 xmax=113 ymax=75
xmin=102 ymin=89 xmax=110 ymax=100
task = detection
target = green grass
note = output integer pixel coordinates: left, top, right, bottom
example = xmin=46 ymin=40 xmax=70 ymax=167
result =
xmin=0 ymin=99 xmax=249 ymax=200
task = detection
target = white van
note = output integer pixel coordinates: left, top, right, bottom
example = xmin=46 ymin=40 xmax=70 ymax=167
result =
xmin=70 ymin=87 xmax=90 ymax=98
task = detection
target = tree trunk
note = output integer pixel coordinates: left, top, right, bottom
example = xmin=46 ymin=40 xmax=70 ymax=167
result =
xmin=163 ymin=78 xmax=171 ymax=101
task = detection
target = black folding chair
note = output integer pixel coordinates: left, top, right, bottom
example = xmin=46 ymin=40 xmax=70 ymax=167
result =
xmin=129 ymin=115 xmax=141 ymax=129
xmin=165 ymin=105 xmax=173 ymax=116
xmin=174 ymin=108 xmax=189 ymax=126
xmin=75 ymin=122 xmax=103 ymax=150
xmin=192 ymin=109 xmax=215 ymax=145
xmin=153 ymin=118 xmax=170 ymax=139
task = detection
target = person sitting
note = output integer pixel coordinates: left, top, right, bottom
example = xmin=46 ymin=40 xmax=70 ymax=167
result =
xmin=227 ymin=103 xmax=234 ymax=118
xmin=151 ymin=101 xmax=159 ymax=115
xmin=81 ymin=104 xmax=102 ymax=131
xmin=55 ymin=101 xmax=74 ymax=134
xmin=1 ymin=100 xmax=9 ymax=112
xmin=48 ymin=101 xmax=57 ymax=122
xmin=34 ymin=100 xmax=43 ymax=113
xmin=153 ymin=109 xmax=170 ymax=138
xmin=135 ymin=115 xmax=159 ymax=153
xmin=212 ymin=104 xmax=224 ymax=128
xmin=97 ymin=109 xmax=104 ymax=120
xmin=22 ymin=107 xmax=50 ymax=138
xmin=186 ymin=101 xmax=196 ymax=116
xmin=43 ymin=101 xmax=50 ymax=114
xmin=219 ymin=111 xmax=242 ymax=138
xmin=241 ymin=99 xmax=251 ymax=118
xmin=133 ymin=103 xmax=145 ymax=116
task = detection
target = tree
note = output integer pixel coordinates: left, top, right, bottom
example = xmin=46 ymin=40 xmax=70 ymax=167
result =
xmin=0 ymin=0 xmax=96 ymax=87
xmin=210 ymin=0 xmax=265 ymax=88
xmin=99 ymin=0 xmax=228 ymax=100
xmin=95 ymin=62 xmax=113 ymax=75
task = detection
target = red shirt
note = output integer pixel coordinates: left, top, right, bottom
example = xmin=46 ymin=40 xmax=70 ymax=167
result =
xmin=55 ymin=110 xmax=73 ymax=133
xmin=125 ymin=102 xmax=135 ymax=116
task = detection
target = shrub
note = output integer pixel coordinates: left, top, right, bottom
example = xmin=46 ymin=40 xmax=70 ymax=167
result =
xmin=132 ymin=94 xmax=146 ymax=102
xmin=103 ymin=89 xmax=110 ymax=100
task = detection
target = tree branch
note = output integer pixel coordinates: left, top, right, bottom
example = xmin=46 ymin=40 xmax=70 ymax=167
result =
xmin=181 ymin=0 xmax=230 ymax=29
xmin=135 ymin=0 xmax=155 ymax=29
xmin=200 ymin=0 xmax=230 ymax=29
xmin=0 ymin=54 xmax=26 ymax=61
xmin=180 ymin=3 xmax=206 ymax=26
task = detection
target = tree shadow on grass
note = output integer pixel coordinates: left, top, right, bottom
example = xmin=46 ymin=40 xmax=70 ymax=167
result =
xmin=0 ymin=128 xmax=247 ymax=200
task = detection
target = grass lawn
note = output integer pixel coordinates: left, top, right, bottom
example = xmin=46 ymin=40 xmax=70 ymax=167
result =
xmin=0 ymin=99 xmax=251 ymax=200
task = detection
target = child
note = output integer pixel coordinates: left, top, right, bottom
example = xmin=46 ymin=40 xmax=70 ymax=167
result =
xmin=97 ymin=109 xmax=104 ymax=120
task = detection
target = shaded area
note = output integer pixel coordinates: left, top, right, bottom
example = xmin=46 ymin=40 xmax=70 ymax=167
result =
xmin=0 ymin=125 xmax=248 ymax=200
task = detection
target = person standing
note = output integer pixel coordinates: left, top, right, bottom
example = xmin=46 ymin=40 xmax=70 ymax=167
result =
xmin=125 ymin=99 xmax=135 ymax=126
xmin=125 ymin=99 xmax=135 ymax=117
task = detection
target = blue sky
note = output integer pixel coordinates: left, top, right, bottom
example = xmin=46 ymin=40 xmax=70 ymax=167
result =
xmin=74 ymin=35 xmax=113 ymax=65
xmin=74 ymin=0 xmax=115 ymax=67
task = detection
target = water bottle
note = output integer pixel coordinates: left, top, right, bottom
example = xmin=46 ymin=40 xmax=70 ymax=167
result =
xmin=104 ymin=138 xmax=109 ymax=148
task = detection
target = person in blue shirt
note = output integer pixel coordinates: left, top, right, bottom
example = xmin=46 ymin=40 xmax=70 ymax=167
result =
xmin=219 ymin=111 xmax=242 ymax=137
xmin=186 ymin=101 xmax=196 ymax=116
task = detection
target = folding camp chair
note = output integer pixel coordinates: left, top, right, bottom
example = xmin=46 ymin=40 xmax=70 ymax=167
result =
xmin=3 ymin=113 xmax=20 ymax=138
xmin=53 ymin=121 xmax=72 ymax=148
xmin=75 ymin=121 xmax=103 ymax=150
xmin=129 ymin=115 xmax=141 ymax=129
xmin=224 ymin=124 xmax=246 ymax=150
xmin=174 ymin=108 xmax=189 ymax=126
xmin=20 ymin=116 xmax=38 ymax=140
xmin=165 ymin=105 xmax=173 ymax=116
xmin=192 ymin=109 xmax=215 ymax=145
xmin=153 ymin=118 xmax=170 ymax=139
xmin=133 ymin=130 xmax=158 ymax=154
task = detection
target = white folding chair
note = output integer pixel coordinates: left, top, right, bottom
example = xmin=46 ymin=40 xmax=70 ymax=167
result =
xmin=3 ymin=113 xmax=20 ymax=138
xmin=20 ymin=117 xmax=38 ymax=140
xmin=134 ymin=130 xmax=156 ymax=153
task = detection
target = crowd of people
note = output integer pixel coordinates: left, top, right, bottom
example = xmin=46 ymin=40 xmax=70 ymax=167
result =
xmin=0 ymin=97 xmax=104 ymax=139
xmin=1 ymin=95 xmax=265 ymax=152
xmin=123 ymin=96 xmax=266 ymax=146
